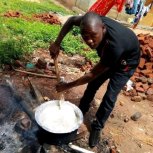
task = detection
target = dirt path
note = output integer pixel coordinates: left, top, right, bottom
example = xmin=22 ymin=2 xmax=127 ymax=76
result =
xmin=94 ymin=85 xmax=153 ymax=153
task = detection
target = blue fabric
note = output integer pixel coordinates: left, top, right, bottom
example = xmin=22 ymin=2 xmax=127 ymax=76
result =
xmin=125 ymin=0 xmax=140 ymax=14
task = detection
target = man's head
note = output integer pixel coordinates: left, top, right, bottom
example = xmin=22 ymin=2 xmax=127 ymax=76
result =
xmin=80 ymin=12 xmax=106 ymax=49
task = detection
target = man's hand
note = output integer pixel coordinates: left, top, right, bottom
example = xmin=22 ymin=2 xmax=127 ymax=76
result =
xmin=55 ymin=62 xmax=109 ymax=93
xmin=56 ymin=82 xmax=70 ymax=92
xmin=49 ymin=42 xmax=60 ymax=59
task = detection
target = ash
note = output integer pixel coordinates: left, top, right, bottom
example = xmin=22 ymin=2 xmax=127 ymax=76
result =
xmin=0 ymin=122 xmax=22 ymax=153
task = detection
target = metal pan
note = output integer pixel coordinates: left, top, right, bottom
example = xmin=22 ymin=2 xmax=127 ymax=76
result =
xmin=35 ymin=100 xmax=83 ymax=145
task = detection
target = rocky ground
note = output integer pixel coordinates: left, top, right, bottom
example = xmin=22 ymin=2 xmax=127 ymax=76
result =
xmin=0 ymin=45 xmax=153 ymax=153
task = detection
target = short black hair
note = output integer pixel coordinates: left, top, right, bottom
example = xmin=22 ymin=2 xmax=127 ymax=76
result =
xmin=80 ymin=12 xmax=102 ymax=27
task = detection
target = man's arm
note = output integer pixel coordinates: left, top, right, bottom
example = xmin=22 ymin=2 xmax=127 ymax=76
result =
xmin=55 ymin=16 xmax=82 ymax=45
xmin=56 ymin=62 xmax=109 ymax=92
xmin=49 ymin=15 xmax=82 ymax=59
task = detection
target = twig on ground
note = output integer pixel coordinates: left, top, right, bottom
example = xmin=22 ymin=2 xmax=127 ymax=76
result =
xmin=12 ymin=67 xmax=57 ymax=79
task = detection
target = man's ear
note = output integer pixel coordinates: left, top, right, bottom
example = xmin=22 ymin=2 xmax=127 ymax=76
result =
xmin=102 ymin=25 xmax=106 ymax=35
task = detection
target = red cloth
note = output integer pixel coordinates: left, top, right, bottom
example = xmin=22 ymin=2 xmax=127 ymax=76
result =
xmin=88 ymin=0 xmax=126 ymax=16
xmin=116 ymin=0 xmax=126 ymax=12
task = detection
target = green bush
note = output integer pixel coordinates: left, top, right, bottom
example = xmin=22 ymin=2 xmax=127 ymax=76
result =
xmin=0 ymin=37 xmax=28 ymax=64
xmin=81 ymin=50 xmax=99 ymax=63
xmin=72 ymin=26 xmax=81 ymax=36
xmin=0 ymin=17 xmax=61 ymax=63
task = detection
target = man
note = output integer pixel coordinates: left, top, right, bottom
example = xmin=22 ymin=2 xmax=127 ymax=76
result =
xmin=49 ymin=12 xmax=140 ymax=148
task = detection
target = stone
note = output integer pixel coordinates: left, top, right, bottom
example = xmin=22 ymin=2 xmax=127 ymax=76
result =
xmin=135 ymin=86 xmax=145 ymax=93
xmin=43 ymin=96 xmax=50 ymax=101
xmin=124 ymin=117 xmax=129 ymax=122
xmin=110 ymin=114 xmax=115 ymax=118
xmin=131 ymin=96 xmax=142 ymax=102
xmin=20 ymin=118 xmax=31 ymax=130
xmin=139 ymin=76 xmax=148 ymax=83
xmin=138 ymin=58 xmax=146 ymax=69
xmin=147 ymin=95 xmax=153 ymax=101
xmin=128 ymin=89 xmax=138 ymax=97
xmin=145 ymin=62 xmax=153 ymax=70
xmin=148 ymin=78 xmax=153 ymax=84
xmin=149 ymin=40 xmax=153 ymax=49
xmin=130 ymin=75 xmax=138 ymax=82
xmin=123 ymin=91 xmax=130 ymax=96
xmin=146 ymin=73 xmax=153 ymax=79
xmin=141 ymin=69 xmax=152 ymax=76
xmin=146 ymin=87 xmax=153 ymax=95
xmin=36 ymin=58 xmax=47 ymax=69
xmin=135 ymin=67 xmax=141 ymax=73
xmin=138 ymin=92 xmax=147 ymax=100
xmin=119 ymin=101 xmax=124 ymax=106
xmin=131 ymin=112 xmax=142 ymax=121
xmin=142 ymin=83 xmax=149 ymax=91
xmin=133 ymin=72 xmax=139 ymax=77
xmin=145 ymin=46 xmax=152 ymax=59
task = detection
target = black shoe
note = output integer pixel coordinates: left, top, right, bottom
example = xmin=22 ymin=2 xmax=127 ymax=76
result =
xmin=89 ymin=122 xmax=101 ymax=148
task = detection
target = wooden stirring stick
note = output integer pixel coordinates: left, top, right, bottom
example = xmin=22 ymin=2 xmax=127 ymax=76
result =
xmin=54 ymin=57 xmax=64 ymax=108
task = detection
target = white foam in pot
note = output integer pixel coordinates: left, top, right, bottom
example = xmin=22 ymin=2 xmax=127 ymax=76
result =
xmin=35 ymin=100 xmax=83 ymax=133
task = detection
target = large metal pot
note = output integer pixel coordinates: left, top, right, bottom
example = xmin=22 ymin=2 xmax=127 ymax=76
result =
xmin=35 ymin=100 xmax=83 ymax=145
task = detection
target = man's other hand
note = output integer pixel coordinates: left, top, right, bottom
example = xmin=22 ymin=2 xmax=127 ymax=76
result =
xmin=49 ymin=42 xmax=60 ymax=59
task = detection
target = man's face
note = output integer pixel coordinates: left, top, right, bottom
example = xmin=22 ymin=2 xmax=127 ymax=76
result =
xmin=81 ymin=25 xmax=103 ymax=49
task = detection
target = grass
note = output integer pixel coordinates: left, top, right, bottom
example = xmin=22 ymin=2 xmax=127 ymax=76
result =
xmin=0 ymin=0 xmax=99 ymax=64
xmin=0 ymin=0 xmax=73 ymax=15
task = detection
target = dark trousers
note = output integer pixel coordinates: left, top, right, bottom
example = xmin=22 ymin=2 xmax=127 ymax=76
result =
xmin=79 ymin=67 xmax=136 ymax=129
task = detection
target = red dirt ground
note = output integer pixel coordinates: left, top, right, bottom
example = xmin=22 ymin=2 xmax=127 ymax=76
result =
xmin=0 ymin=47 xmax=153 ymax=153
